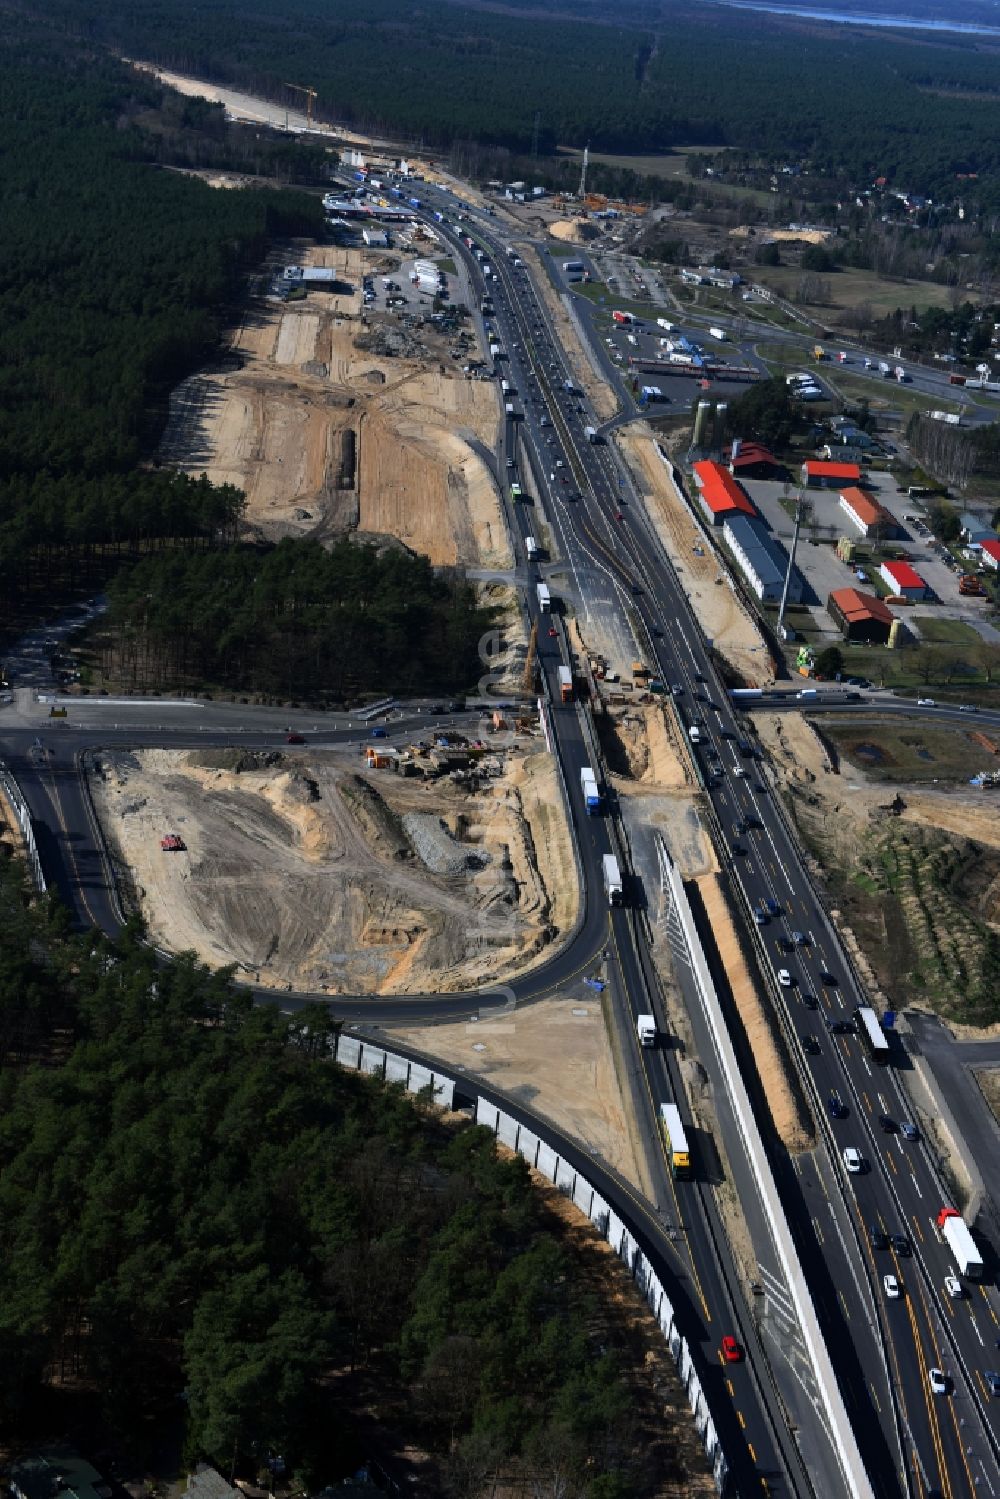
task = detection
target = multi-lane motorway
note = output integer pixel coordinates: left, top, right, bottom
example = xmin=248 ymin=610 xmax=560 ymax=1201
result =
xmin=3 ymin=183 xmax=1000 ymax=1498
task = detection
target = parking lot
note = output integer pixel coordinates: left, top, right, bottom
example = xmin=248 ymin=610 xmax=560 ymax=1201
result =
xmin=738 ymin=469 xmax=997 ymax=637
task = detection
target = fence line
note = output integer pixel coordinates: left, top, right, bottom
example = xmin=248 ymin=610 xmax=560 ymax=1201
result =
xmin=330 ymin=1030 xmax=730 ymax=1495
xmin=0 ymin=765 xmax=46 ymax=892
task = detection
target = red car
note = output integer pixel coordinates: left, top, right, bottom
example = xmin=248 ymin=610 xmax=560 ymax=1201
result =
xmin=721 ymin=1336 xmax=743 ymax=1364
xmin=286 ymin=732 xmax=305 ymax=745
xmin=548 ymin=627 xmax=558 ymax=637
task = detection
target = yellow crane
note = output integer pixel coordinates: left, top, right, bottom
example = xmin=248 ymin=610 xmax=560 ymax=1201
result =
xmin=284 ymin=83 xmax=318 ymax=126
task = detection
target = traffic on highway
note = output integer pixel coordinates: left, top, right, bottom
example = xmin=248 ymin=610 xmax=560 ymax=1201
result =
xmin=2 ymin=177 xmax=999 ymax=1499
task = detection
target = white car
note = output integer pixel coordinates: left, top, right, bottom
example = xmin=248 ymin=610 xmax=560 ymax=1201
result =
xmin=917 ymin=698 xmax=936 ymax=707
xmin=944 ymin=1274 xmax=963 ymax=1299
xmin=778 ymin=969 xmax=793 ymax=987
xmin=843 ymin=1146 xmax=864 ymax=1174
xmin=928 ymin=1367 xmax=948 ymax=1395
xmin=884 ymin=1274 xmax=901 ymax=1299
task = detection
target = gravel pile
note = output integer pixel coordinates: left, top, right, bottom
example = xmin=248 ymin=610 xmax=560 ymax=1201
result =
xmin=403 ymin=812 xmax=481 ymax=875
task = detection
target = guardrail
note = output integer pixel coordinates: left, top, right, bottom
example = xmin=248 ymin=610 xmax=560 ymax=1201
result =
xmin=656 ymin=839 xmax=874 ymax=1499
xmin=0 ymin=763 xmax=46 ymax=892
xmin=329 ymin=1027 xmax=731 ymax=1495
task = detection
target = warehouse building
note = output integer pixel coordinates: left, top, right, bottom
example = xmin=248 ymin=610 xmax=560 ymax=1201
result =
xmin=723 ymin=514 xmax=803 ymax=603
xmin=726 ymin=439 xmax=785 ymax=481
xmin=838 ymin=487 xmax=900 ymax=540
xmin=362 ymin=227 xmax=390 ymax=248
xmin=801 ymin=459 xmax=862 ymax=489
xmin=827 ymin=587 xmax=894 ymax=643
xmin=879 ymin=559 xmax=927 ymax=600
xmin=692 ymin=460 xmax=757 ymax=527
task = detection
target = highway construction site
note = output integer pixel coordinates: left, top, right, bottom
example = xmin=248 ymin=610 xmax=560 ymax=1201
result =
xmin=160 ymin=240 xmax=506 ymax=568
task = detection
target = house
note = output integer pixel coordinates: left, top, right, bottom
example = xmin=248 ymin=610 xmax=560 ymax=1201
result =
xmin=879 ymin=559 xmax=927 ymax=600
xmin=839 ymin=487 xmax=899 ymax=540
xmin=726 ymin=440 xmax=785 ymax=480
xmin=801 ymin=459 xmax=862 ymax=488
xmin=827 ymin=587 xmax=894 ymax=643
xmin=9 ymin=1452 xmax=112 ymax=1499
xmin=723 ymin=513 xmax=803 ymax=603
xmin=980 ymin=539 xmax=1000 ymax=570
xmin=959 ymin=511 xmax=996 ymax=545
xmin=185 ymin=1468 xmax=241 ymax=1499
xmin=692 ymin=461 xmax=757 ymax=526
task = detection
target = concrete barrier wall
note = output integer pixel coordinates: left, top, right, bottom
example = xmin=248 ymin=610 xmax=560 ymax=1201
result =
xmin=658 ymin=843 xmax=874 ymax=1499
xmin=327 ymin=1027 xmax=730 ymax=1493
xmin=0 ymin=765 xmax=46 ymax=892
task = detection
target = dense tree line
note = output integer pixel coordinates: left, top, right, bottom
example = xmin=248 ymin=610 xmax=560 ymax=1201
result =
xmin=101 ymin=540 xmax=497 ymax=700
xmin=33 ymin=0 xmax=1000 ymax=207
xmin=0 ymin=39 xmax=323 ymax=630
xmin=0 ymin=863 xmax=677 ymax=1494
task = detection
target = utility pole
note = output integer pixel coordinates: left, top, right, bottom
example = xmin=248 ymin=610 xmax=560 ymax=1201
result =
xmin=577 ymin=144 xmax=589 ymax=200
xmin=776 ymin=490 xmax=808 ymax=640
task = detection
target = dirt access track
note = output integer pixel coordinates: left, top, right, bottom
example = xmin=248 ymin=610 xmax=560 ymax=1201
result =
xmin=90 ymin=741 xmax=576 ymax=996
xmin=160 ymin=241 xmax=507 ymax=568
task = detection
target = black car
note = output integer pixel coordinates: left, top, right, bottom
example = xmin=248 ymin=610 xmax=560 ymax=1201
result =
xmin=820 ymin=970 xmax=837 ymax=986
xmin=802 ymin=1034 xmax=821 ymax=1054
xmin=777 ymin=936 xmax=794 ymax=953
xmin=870 ymin=1226 xmax=889 ymax=1251
xmin=828 ymin=1095 xmax=848 ymax=1119
xmin=801 ymin=992 xmax=819 ymax=1010
xmin=891 ymin=1233 xmax=911 ymax=1256
xmin=878 ymin=1114 xmax=896 ymax=1133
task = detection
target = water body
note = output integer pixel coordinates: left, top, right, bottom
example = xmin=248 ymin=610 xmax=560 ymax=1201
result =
xmin=712 ymin=2 xmax=1000 ymax=36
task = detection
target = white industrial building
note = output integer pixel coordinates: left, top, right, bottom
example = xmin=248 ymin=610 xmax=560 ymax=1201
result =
xmin=362 ymin=227 xmax=389 ymax=248
xmin=723 ymin=515 xmax=803 ymax=604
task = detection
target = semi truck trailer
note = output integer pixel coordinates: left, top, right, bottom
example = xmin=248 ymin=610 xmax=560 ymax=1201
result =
xmin=937 ymin=1207 xmax=984 ymax=1280
xmin=602 ymin=853 xmax=624 ymax=906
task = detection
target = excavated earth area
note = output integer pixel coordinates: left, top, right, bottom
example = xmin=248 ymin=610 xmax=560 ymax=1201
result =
xmin=160 ymin=243 xmax=507 ymax=568
xmin=89 ymin=745 xmax=576 ymax=995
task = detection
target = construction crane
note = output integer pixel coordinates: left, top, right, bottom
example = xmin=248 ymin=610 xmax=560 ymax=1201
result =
xmin=284 ymin=83 xmax=318 ymax=127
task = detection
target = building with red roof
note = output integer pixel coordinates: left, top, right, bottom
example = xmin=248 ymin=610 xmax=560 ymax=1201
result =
xmin=879 ymin=559 xmax=927 ymax=600
xmin=726 ymin=440 xmax=785 ymax=480
xmin=691 ymin=461 xmax=757 ymax=526
xmin=801 ymin=459 xmax=862 ymax=488
xmin=838 ymin=487 xmax=899 ymax=540
xmin=827 ymin=587 xmax=894 ymax=643
xmin=980 ymin=539 xmax=1000 ymax=570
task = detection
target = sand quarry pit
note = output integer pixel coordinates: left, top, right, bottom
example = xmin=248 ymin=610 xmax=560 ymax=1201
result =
xmin=160 ymin=244 xmax=507 ymax=568
xmin=89 ymin=743 xmax=576 ymax=996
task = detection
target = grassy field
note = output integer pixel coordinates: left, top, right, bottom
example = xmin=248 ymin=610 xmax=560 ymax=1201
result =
xmin=751 ymin=264 xmax=974 ymax=316
xmin=821 ymin=719 xmax=1000 ymax=781
xmin=909 ymin=616 xmax=981 ymax=644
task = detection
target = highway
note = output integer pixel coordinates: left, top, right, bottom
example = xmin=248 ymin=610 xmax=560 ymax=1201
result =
xmin=3 ymin=182 xmax=1000 ymax=1496
xmin=425 ymin=188 xmax=1000 ymax=1496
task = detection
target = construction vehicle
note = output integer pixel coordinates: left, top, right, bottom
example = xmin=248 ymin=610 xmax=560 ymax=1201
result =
xmin=160 ymin=834 xmax=186 ymax=852
xmin=813 ymin=344 xmax=827 ymax=360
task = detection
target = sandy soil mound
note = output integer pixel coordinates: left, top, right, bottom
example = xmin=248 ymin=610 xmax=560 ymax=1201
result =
xmin=89 ymin=742 xmax=575 ymax=996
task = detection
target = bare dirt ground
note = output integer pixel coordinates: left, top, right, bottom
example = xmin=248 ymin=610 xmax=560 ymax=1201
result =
xmin=616 ymin=425 xmax=772 ymax=686
xmin=395 ymin=996 xmax=645 ymax=1190
xmin=755 ymin=710 xmax=1000 ymax=1029
xmin=89 ymin=741 xmax=576 ymax=995
xmin=697 ymin=876 xmax=812 ymax=1153
xmin=160 ymin=244 xmax=507 ymax=568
